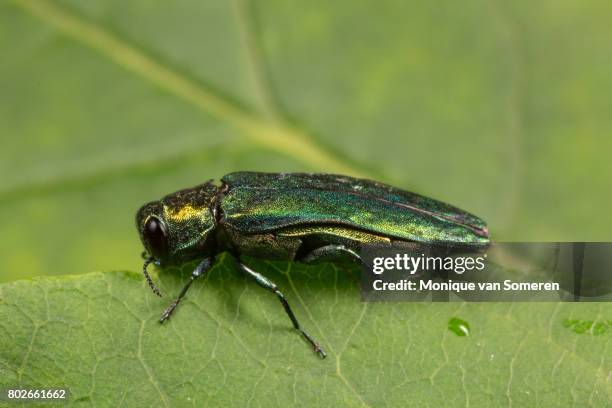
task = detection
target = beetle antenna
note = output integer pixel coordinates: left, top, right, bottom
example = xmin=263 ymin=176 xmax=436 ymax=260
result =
xmin=143 ymin=256 xmax=163 ymax=297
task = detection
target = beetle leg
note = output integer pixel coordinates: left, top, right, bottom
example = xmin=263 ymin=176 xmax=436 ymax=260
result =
xmin=159 ymin=257 xmax=214 ymax=323
xmin=236 ymin=260 xmax=327 ymax=359
xmin=298 ymin=244 xmax=361 ymax=264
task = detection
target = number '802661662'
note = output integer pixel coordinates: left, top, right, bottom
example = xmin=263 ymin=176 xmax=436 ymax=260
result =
xmin=3 ymin=388 xmax=68 ymax=401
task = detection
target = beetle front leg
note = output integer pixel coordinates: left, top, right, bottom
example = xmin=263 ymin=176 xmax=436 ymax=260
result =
xmin=160 ymin=257 xmax=214 ymax=323
xmin=236 ymin=259 xmax=327 ymax=359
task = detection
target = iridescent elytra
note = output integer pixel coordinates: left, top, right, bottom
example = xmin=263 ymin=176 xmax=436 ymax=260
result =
xmin=136 ymin=172 xmax=490 ymax=358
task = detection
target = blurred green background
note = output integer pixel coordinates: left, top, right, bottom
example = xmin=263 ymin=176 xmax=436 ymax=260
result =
xmin=1 ymin=1 xmax=612 ymax=407
xmin=1 ymin=0 xmax=611 ymax=280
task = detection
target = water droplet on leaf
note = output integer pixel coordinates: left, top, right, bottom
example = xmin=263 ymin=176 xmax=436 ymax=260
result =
xmin=448 ymin=317 xmax=470 ymax=337
xmin=562 ymin=318 xmax=611 ymax=335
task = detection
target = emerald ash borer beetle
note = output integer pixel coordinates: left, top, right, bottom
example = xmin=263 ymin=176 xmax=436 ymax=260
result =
xmin=136 ymin=172 xmax=489 ymax=358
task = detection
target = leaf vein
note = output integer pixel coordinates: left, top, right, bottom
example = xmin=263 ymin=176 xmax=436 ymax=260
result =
xmin=11 ymin=0 xmax=365 ymax=182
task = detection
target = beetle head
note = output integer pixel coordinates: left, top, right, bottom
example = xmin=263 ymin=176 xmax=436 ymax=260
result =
xmin=136 ymin=180 xmax=219 ymax=265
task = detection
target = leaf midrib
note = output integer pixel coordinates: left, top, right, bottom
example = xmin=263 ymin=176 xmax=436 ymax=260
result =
xmin=8 ymin=0 xmax=368 ymax=196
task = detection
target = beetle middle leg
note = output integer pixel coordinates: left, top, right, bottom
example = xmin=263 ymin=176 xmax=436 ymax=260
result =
xmin=159 ymin=257 xmax=214 ymax=323
xmin=298 ymin=244 xmax=361 ymax=264
xmin=235 ymin=259 xmax=327 ymax=359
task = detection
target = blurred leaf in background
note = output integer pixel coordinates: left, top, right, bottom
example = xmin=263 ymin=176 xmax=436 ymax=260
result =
xmin=1 ymin=0 xmax=611 ymax=281
xmin=0 ymin=0 xmax=611 ymax=406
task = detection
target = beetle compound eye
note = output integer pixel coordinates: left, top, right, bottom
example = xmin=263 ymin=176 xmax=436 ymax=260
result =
xmin=144 ymin=216 xmax=168 ymax=259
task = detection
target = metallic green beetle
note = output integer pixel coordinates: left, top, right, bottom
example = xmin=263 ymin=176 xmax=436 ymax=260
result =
xmin=136 ymin=172 xmax=489 ymax=358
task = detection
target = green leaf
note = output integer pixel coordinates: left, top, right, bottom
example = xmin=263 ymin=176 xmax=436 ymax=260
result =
xmin=2 ymin=262 xmax=611 ymax=407
xmin=1 ymin=0 xmax=611 ymax=406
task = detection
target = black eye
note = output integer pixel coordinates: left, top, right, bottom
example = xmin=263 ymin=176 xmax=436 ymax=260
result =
xmin=143 ymin=216 xmax=168 ymax=259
